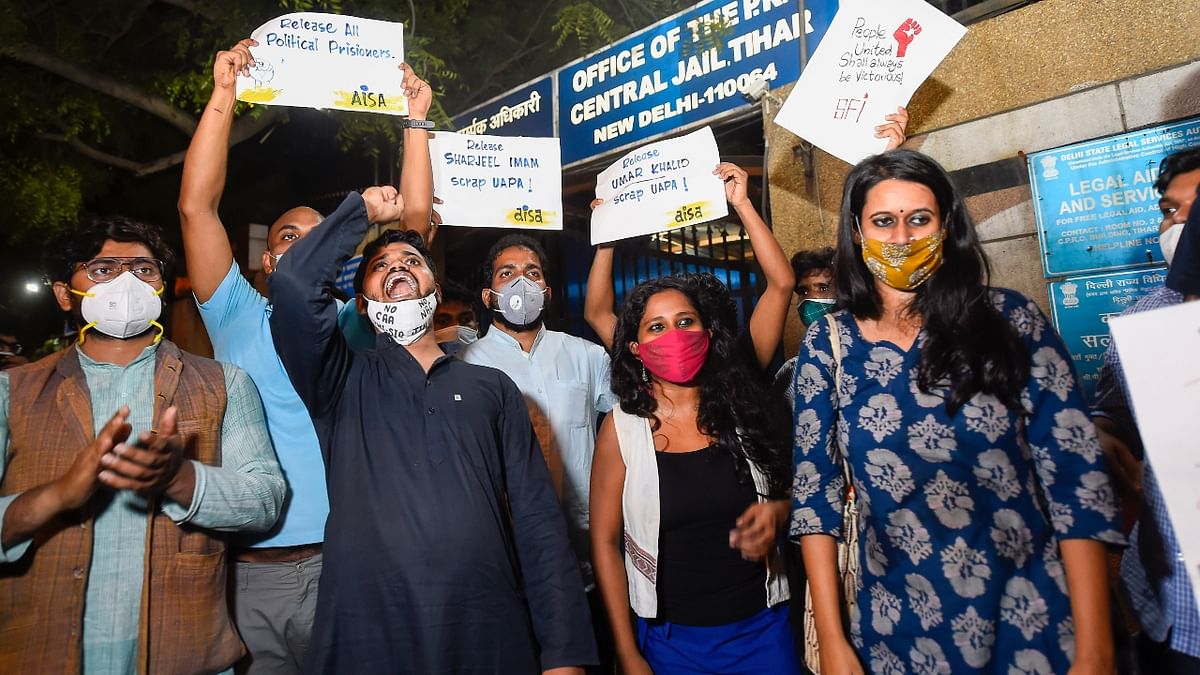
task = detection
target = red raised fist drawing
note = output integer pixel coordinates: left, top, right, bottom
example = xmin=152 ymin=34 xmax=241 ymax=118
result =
xmin=893 ymin=18 xmax=922 ymax=57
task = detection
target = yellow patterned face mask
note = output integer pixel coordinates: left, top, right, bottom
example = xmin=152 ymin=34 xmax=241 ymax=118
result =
xmin=859 ymin=229 xmax=944 ymax=291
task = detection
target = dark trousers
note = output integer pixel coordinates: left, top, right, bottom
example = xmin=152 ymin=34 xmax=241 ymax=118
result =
xmin=587 ymin=588 xmax=616 ymax=674
xmin=1138 ymin=633 xmax=1200 ymax=674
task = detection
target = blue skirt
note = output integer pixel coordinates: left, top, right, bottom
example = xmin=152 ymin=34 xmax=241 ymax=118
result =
xmin=636 ymin=604 xmax=803 ymax=674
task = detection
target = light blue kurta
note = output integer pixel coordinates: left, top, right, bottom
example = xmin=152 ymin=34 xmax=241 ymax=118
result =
xmin=0 ymin=343 xmax=283 ymax=673
xmin=459 ymin=325 xmax=615 ymax=587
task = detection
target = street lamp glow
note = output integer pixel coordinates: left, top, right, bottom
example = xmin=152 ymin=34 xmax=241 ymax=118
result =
xmin=24 ymin=281 xmax=40 ymax=294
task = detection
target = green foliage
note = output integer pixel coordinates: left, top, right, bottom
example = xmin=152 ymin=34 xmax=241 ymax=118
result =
xmin=553 ymin=2 xmax=616 ymax=51
xmin=0 ymin=0 xmax=697 ymax=240
xmin=0 ymin=160 xmax=84 ymax=240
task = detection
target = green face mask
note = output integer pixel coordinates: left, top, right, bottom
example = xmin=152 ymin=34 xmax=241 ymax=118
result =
xmin=798 ymin=298 xmax=836 ymax=325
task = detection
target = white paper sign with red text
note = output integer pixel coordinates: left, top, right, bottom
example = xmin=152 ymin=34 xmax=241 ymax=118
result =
xmin=774 ymin=0 xmax=966 ymax=165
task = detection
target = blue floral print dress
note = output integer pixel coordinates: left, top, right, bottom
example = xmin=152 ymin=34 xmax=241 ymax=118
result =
xmin=789 ymin=289 xmax=1124 ymax=674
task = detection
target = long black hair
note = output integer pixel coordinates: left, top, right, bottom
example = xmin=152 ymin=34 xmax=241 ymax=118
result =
xmin=834 ymin=149 xmax=1028 ymax=415
xmin=610 ymin=273 xmax=790 ymax=497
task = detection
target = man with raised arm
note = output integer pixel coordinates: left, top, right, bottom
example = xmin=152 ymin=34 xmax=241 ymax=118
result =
xmin=177 ymin=38 xmax=433 ymax=674
xmin=269 ymin=185 xmax=596 ymax=674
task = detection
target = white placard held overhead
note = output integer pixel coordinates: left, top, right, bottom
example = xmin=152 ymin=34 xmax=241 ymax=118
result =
xmin=774 ymin=0 xmax=966 ymax=165
xmin=431 ymin=133 xmax=563 ymax=230
xmin=1110 ymin=300 xmax=1200 ymax=612
xmin=591 ymin=126 xmax=728 ymax=245
xmin=237 ymin=13 xmax=407 ymax=116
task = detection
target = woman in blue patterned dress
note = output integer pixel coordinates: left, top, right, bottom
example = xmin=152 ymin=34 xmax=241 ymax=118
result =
xmin=790 ymin=150 xmax=1124 ymax=674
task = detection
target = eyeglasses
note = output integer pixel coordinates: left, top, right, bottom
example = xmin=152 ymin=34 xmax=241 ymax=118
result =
xmin=78 ymin=257 xmax=164 ymax=283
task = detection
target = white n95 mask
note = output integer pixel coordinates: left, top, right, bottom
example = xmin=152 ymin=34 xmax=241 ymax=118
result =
xmin=72 ymin=271 xmax=164 ymax=343
xmin=1161 ymin=223 xmax=1185 ymax=266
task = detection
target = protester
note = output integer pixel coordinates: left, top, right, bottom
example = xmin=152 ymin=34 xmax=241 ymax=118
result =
xmin=774 ymin=247 xmax=837 ymax=404
xmin=433 ymin=281 xmax=478 ymax=332
xmin=585 ymin=163 xmax=795 ymax=369
xmin=590 ymin=270 xmax=798 ymax=674
xmin=791 ymin=149 xmax=1123 ymax=673
xmin=1165 ymin=181 xmax=1200 ymax=299
xmin=0 ymin=331 xmax=27 ymax=371
xmin=176 ymin=40 xmax=433 ymax=674
xmin=583 ymin=159 xmax=796 ymax=673
xmin=459 ymin=233 xmax=617 ymax=670
xmin=0 ymin=217 xmax=284 ymax=673
xmin=1095 ymin=147 xmax=1200 ymax=672
xmin=269 ymin=186 xmax=596 ymax=673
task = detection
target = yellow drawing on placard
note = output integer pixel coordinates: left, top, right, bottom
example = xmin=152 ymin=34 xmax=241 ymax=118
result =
xmin=506 ymin=206 xmax=558 ymax=227
xmin=332 ymin=86 xmax=408 ymax=113
xmin=664 ymin=200 xmax=712 ymax=228
xmin=239 ymin=88 xmax=283 ymax=103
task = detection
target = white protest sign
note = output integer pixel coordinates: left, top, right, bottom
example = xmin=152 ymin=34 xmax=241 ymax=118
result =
xmin=430 ymin=134 xmax=563 ymax=230
xmin=591 ymin=126 xmax=727 ymax=245
xmin=236 ymin=13 xmax=407 ymax=116
xmin=774 ymin=0 xmax=966 ymax=165
xmin=1110 ymin=300 xmax=1200 ymax=611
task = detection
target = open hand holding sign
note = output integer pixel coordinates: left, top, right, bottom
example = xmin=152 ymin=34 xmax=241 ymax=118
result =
xmin=893 ymin=18 xmax=923 ymax=57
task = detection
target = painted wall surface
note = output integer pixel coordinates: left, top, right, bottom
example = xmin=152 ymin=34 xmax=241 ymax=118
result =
xmin=765 ymin=0 xmax=1200 ymax=357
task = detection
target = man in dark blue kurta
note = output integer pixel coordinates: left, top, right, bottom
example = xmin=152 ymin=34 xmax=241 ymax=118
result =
xmin=269 ymin=187 xmax=596 ymax=674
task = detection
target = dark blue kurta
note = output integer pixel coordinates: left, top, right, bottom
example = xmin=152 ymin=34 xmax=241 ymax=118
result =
xmin=269 ymin=193 xmax=596 ymax=674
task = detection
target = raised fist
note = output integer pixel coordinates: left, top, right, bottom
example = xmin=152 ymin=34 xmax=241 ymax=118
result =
xmin=893 ymin=18 xmax=922 ymax=57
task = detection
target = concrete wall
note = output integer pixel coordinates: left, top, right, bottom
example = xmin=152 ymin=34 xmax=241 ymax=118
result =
xmin=765 ymin=0 xmax=1200 ymax=356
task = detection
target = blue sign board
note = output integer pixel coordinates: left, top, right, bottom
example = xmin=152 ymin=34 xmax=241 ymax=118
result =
xmin=336 ymin=255 xmax=361 ymax=298
xmin=804 ymin=0 xmax=839 ymax=59
xmin=450 ymin=76 xmax=555 ymax=138
xmin=556 ymin=0 xmax=809 ymax=165
xmin=1047 ymin=266 xmax=1167 ymax=401
xmin=1029 ymin=117 xmax=1200 ymax=277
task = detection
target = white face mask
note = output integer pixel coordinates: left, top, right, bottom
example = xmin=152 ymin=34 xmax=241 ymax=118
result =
xmin=72 ymin=271 xmax=164 ymax=342
xmin=365 ymin=292 xmax=438 ymax=345
xmin=1161 ymin=223 xmax=1185 ymax=266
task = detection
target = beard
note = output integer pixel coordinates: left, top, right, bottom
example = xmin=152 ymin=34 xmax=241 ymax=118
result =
xmin=490 ymin=310 xmax=543 ymax=333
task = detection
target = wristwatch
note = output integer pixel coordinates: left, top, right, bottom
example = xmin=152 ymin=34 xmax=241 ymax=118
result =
xmin=401 ymin=119 xmax=435 ymax=130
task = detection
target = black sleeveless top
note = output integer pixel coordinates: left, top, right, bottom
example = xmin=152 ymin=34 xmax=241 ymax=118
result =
xmin=655 ymin=446 xmax=767 ymax=626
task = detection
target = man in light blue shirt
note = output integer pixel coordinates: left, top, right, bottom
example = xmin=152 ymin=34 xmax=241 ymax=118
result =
xmin=460 ymin=234 xmax=616 ymax=670
xmin=178 ymin=39 xmax=434 ymax=673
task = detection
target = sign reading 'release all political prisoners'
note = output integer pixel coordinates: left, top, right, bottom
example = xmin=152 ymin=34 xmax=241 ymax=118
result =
xmin=591 ymin=126 xmax=727 ymax=245
xmin=774 ymin=0 xmax=966 ymax=166
xmin=237 ymin=13 xmax=407 ymax=116
xmin=430 ymin=133 xmax=563 ymax=231
xmin=557 ymin=0 xmax=819 ymax=166
xmin=1047 ymin=266 xmax=1166 ymax=401
xmin=1029 ymin=117 xmax=1200 ymax=277
xmin=1110 ymin=300 xmax=1200 ymax=614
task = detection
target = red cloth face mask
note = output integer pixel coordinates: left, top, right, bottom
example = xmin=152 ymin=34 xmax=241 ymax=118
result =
xmin=637 ymin=329 xmax=711 ymax=384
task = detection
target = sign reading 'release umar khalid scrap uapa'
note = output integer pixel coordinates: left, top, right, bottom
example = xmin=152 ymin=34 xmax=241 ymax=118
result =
xmin=556 ymin=0 xmax=822 ymax=166
xmin=1048 ymin=266 xmax=1166 ymax=400
xmin=1029 ymin=116 xmax=1200 ymax=277
xmin=237 ymin=13 xmax=408 ymax=116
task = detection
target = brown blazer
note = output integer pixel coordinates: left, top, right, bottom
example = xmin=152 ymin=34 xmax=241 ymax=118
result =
xmin=0 ymin=342 xmax=244 ymax=674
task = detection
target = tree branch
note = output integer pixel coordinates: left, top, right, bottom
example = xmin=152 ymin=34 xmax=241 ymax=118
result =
xmin=156 ymin=0 xmax=222 ymax=23
xmin=36 ymin=108 xmax=281 ymax=176
xmin=4 ymin=44 xmax=198 ymax=136
xmin=458 ymin=1 xmax=556 ymax=109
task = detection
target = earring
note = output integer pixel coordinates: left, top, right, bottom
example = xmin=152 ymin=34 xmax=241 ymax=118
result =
xmin=641 ymin=364 xmax=649 ymax=383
